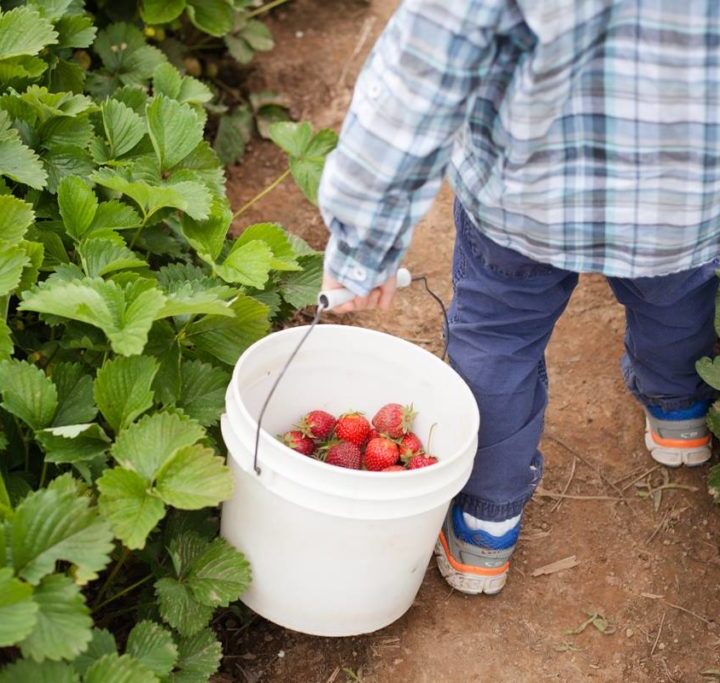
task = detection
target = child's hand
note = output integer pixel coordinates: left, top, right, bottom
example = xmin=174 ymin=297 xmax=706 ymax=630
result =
xmin=321 ymin=273 xmax=398 ymax=313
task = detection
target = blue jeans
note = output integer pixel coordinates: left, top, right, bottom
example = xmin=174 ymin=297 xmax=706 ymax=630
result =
xmin=450 ymin=200 xmax=719 ymax=522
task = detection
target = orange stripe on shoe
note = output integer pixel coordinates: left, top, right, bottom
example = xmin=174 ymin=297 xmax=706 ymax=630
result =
xmin=650 ymin=432 xmax=710 ymax=449
xmin=438 ymin=532 xmax=510 ymax=577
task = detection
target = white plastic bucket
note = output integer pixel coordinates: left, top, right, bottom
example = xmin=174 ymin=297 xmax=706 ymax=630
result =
xmin=220 ymin=324 xmax=479 ymax=636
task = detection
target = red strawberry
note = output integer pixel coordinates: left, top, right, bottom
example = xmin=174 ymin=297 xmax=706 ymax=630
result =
xmin=407 ymin=454 xmax=438 ymax=470
xmin=281 ymin=430 xmax=315 ymax=456
xmin=383 ymin=465 xmax=406 ymax=472
xmin=372 ymin=403 xmax=416 ymax=439
xmin=297 ymin=410 xmax=336 ymax=440
xmin=325 ymin=441 xmax=362 ymax=469
xmin=364 ymin=437 xmax=400 ymax=471
xmin=335 ymin=412 xmax=370 ymax=446
xmin=399 ymin=432 xmax=423 ymax=458
xmin=367 ymin=428 xmax=381 ymax=441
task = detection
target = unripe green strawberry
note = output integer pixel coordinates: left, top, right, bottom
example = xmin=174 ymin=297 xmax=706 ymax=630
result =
xmin=364 ymin=437 xmax=400 ymax=471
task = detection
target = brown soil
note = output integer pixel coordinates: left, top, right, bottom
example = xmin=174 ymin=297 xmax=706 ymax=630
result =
xmin=220 ymin=1 xmax=720 ymax=681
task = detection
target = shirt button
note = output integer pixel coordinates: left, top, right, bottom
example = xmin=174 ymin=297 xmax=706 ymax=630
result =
xmin=351 ymin=266 xmax=366 ymax=280
xmin=368 ymin=83 xmax=381 ymax=99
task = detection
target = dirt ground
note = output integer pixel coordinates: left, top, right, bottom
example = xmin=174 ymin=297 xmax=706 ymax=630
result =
xmin=221 ymin=1 xmax=720 ymax=680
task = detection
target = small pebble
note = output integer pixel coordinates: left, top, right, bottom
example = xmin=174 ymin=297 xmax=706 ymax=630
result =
xmin=673 ymin=638 xmax=679 ymax=644
xmin=625 ymin=628 xmax=634 ymax=638
xmin=295 ymin=31 xmax=304 ymax=38
xmin=278 ymin=650 xmax=285 ymax=658
xmin=658 ymin=643 xmax=665 ymax=651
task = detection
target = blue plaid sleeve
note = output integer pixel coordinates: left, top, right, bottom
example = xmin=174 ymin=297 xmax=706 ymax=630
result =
xmin=318 ymin=0 xmax=508 ymax=294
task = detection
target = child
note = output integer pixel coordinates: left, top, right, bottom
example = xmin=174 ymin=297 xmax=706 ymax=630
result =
xmin=317 ymin=0 xmax=719 ymax=594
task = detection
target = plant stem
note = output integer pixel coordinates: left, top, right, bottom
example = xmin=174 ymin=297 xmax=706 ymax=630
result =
xmin=232 ymin=168 xmax=290 ymax=219
xmin=39 ymin=461 xmax=47 ymax=489
xmin=92 ymin=573 xmax=154 ymax=613
xmin=93 ymin=547 xmax=130 ymax=608
xmin=246 ymin=0 xmax=292 ymax=19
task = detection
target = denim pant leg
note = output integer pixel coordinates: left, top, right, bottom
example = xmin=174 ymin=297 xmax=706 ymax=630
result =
xmin=607 ymin=263 xmax=719 ymax=411
xmin=449 ymin=201 xmax=578 ymax=522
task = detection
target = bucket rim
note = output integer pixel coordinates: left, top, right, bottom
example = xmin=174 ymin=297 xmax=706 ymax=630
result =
xmin=227 ymin=323 xmax=480 ymax=480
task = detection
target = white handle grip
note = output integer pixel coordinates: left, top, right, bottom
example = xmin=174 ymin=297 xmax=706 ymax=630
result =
xmin=318 ymin=267 xmax=412 ymax=311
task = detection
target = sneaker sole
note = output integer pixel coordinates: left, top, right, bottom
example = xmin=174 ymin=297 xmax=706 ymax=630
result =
xmin=434 ymin=541 xmax=508 ymax=595
xmin=644 ymin=420 xmax=711 ymax=467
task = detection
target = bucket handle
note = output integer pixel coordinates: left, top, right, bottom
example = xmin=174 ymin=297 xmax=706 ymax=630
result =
xmin=251 ymin=268 xmax=449 ymax=475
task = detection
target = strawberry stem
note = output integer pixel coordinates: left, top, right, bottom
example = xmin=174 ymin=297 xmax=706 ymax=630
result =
xmin=427 ymin=423 xmax=437 ymax=453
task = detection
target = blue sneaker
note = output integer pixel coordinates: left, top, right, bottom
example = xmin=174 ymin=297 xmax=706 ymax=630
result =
xmin=644 ymin=401 xmax=712 ymax=467
xmin=434 ymin=504 xmax=519 ymax=595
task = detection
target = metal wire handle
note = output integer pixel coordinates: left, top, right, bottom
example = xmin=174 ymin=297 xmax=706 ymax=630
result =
xmin=251 ymin=274 xmax=449 ymax=475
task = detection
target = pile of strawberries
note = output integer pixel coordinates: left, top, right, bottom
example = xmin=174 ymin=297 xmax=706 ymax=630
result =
xmin=279 ymin=403 xmax=438 ymax=472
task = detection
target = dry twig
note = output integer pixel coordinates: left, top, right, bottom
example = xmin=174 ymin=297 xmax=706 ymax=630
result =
xmin=532 ymin=555 xmax=579 ymax=577
xmin=552 ymin=456 xmax=577 ymax=513
xmin=651 ymin=610 xmax=666 ymax=656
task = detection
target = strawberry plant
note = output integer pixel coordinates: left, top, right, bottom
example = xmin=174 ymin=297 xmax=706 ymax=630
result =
xmin=0 ymin=1 xmax=335 ymax=678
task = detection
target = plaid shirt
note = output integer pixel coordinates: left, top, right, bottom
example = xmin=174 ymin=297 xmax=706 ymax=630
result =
xmin=318 ymin=0 xmax=720 ymax=294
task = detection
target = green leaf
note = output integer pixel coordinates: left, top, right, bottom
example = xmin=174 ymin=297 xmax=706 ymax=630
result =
xmin=155 ymin=577 xmax=214 ymax=637
xmin=96 ymin=468 xmax=165 ymax=550
xmin=55 ymin=15 xmax=97 ymax=49
xmin=101 ymin=99 xmax=146 ymax=159
xmin=57 ymin=177 xmax=98 ymax=241
xmin=0 ymin=660 xmax=79 ymax=683
xmin=184 ymin=536 xmax=250 ymax=607
xmin=11 ymin=486 xmax=114 ymax=585
xmin=280 ymin=253 xmax=322 ymax=308
xmin=213 ymin=106 xmax=252 ymax=165
xmin=46 ymin=59 xmax=86 ymax=94
xmin=146 ymin=96 xmax=203 ymax=171
xmin=95 ymin=356 xmax=158 ymax=433
xmin=40 ymin=116 xmax=94 ymax=151
xmin=268 ymin=120 xmax=313 ymax=158
xmin=0 ymin=360 xmax=57 ymax=430
xmin=78 ymin=237 xmax=147 ymax=278
xmin=92 ymin=168 xmax=212 ymax=221
xmin=224 ymin=34 xmax=254 ymax=65
xmin=152 ymin=62 xmax=182 ymax=99
xmin=18 ymin=240 xmax=43 ymax=292
xmin=0 ymin=7 xmax=57 ymax=60
xmin=184 ymin=295 xmax=270 ymax=365
xmin=73 ymin=628 xmax=117 ymax=676
xmin=0 ymin=319 xmax=11 ymax=362
xmin=19 ymin=573 xmax=92 ymax=662
xmin=179 ymin=195 xmax=231 ymax=262
xmin=288 ymin=132 xmax=338 ymax=204
xmin=91 ymin=201 xmax=141 ymax=232
xmin=215 ymin=239 xmax=274 ymax=288
xmin=19 ymin=277 xmax=167 ymax=356
xmin=177 ymin=76 xmax=213 ymax=105
xmin=51 ymin=362 xmax=96 ymax=427
xmin=0 ymin=112 xmax=47 ymax=189
xmin=37 ymin=423 xmax=110 ymax=465
xmin=0 ymin=567 xmax=38 ymax=647
xmin=84 ymin=654 xmax=159 ymax=683
xmin=176 ymin=360 xmax=230 ymax=427
xmin=158 ymin=285 xmax=235 ymax=319
xmin=44 ymin=146 xmax=95 ymax=194
xmin=171 ymin=629 xmax=222 ymax=683
xmin=155 ymin=444 xmax=233 ymax=509
xmin=0 ymin=245 xmax=29 ymax=296
xmin=242 ymin=19 xmax=274 ymax=51
xmin=25 ymin=0 xmax=73 ymax=21
xmin=111 ymin=411 xmax=205 ymax=481
xmin=269 ymin=123 xmax=338 ymax=203
xmin=0 ymin=195 xmax=34 ymax=247
xmin=235 ymin=222 xmax=301 ymax=271
xmin=186 ymin=0 xmax=234 ymax=37
xmin=141 ymin=0 xmax=187 ymax=24
xmin=126 ymin=620 xmax=178 ymax=677
xmin=697 ymin=356 xmax=720 ymax=390
xmin=0 ymin=55 xmax=47 ymax=84
xmin=707 ymin=401 xmax=720 ymax=440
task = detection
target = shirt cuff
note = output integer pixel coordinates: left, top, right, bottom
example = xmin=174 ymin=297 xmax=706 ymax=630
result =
xmin=323 ymin=232 xmax=404 ymax=296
